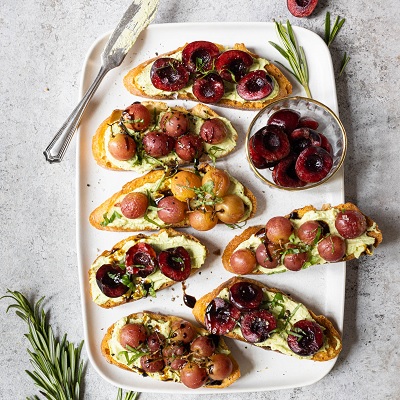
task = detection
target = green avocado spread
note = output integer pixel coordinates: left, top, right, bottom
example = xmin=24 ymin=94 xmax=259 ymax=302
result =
xmin=234 ymin=208 xmax=379 ymax=275
xmin=90 ymin=230 xmax=207 ymax=306
xmin=135 ymin=48 xmax=280 ymax=103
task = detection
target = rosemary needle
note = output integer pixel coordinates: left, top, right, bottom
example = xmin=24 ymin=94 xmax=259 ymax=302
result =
xmin=324 ymin=12 xmax=346 ymax=47
xmin=269 ymin=20 xmax=312 ymax=98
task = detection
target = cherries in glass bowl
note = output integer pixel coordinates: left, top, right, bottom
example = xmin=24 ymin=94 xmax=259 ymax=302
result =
xmin=246 ymin=97 xmax=347 ymax=190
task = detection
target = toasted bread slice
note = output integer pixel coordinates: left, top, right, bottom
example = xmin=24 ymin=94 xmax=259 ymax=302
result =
xmin=92 ymin=101 xmax=238 ymax=172
xmin=89 ymin=229 xmax=207 ymax=308
xmin=101 ymin=311 xmax=240 ymax=388
xmin=192 ymin=276 xmax=342 ymax=361
xmin=123 ymin=43 xmax=292 ymax=110
xmin=89 ymin=163 xmax=257 ymax=232
xmin=222 ymin=202 xmax=382 ymax=275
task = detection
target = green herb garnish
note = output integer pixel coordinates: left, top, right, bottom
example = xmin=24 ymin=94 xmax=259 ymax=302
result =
xmin=101 ymin=210 xmax=122 ymax=226
xmin=269 ymin=20 xmax=311 ymax=98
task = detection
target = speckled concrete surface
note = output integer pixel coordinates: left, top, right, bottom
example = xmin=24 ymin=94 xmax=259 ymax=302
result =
xmin=1 ymin=0 xmax=399 ymax=399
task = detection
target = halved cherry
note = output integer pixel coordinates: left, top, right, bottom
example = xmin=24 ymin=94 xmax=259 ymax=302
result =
xmin=237 ymin=70 xmax=274 ymax=101
xmin=248 ymin=136 xmax=270 ymax=169
xmin=182 ymin=41 xmax=220 ymax=73
xmin=252 ymin=125 xmax=291 ymax=165
xmin=125 ymin=243 xmax=157 ymax=277
xmin=289 ymin=128 xmax=322 ymax=155
xmin=192 ymin=73 xmax=225 ymax=103
xmin=298 ymin=116 xmax=319 ymax=130
xmin=205 ymin=297 xmax=241 ymax=335
xmin=95 ymin=264 xmax=129 ymax=298
xmin=158 ymin=246 xmax=191 ymax=281
xmin=272 ymin=154 xmax=307 ymax=188
xmin=319 ymin=133 xmax=333 ymax=155
xmin=150 ymin=58 xmax=190 ymax=91
xmin=295 ymin=146 xmax=333 ymax=183
xmin=240 ymin=309 xmax=277 ymax=343
xmin=287 ymin=319 xmax=323 ymax=356
xmin=229 ymin=281 xmax=263 ymax=311
xmin=215 ymin=49 xmax=254 ymax=82
xmin=267 ymin=109 xmax=301 ymax=134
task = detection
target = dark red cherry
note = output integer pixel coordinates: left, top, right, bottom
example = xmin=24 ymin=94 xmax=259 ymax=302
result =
xmin=192 ymin=73 xmax=225 ymax=103
xmin=125 ymin=243 xmax=157 ymax=277
xmin=182 ymin=41 xmax=220 ymax=73
xmin=287 ymin=0 xmax=319 ymax=18
xmin=252 ymin=125 xmax=291 ymax=165
xmin=289 ymin=128 xmax=322 ymax=155
xmin=240 ymin=309 xmax=277 ymax=343
xmin=215 ymin=49 xmax=254 ymax=82
xmin=298 ymin=116 xmax=319 ymax=130
xmin=272 ymin=155 xmax=307 ymax=188
xmin=157 ymin=246 xmax=191 ymax=281
xmin=267 ymin=109 xmax=301 ymax=134
xmin=319 ymin=133 xmax=333 ymax=155
xmin=237 ymin=70 xmax=274 ymax=101
xmin=248 ymin=136 xmax=270 ymax=169
xmin=150 ymin=58 xmax=190 ymax=91
xmin=295 ymin=146 xmax=333 ymax=183
xmin=287 ymin=319 xmax=323 ymax=356
xmin=229 ymin=281 xmax=263 ymax=311
xmin=205 ymin=297 xmax=241 ymax=335
xmin=95 ymin=264 xmax=129 ymax=298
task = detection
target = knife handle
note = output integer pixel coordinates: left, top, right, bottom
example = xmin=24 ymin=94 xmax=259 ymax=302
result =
xmin=43 ymin=65 xmax=109 ymax=163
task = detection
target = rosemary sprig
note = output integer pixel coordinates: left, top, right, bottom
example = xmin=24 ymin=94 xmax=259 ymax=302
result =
xmin=269 ymin=20 xmax=311 ymax=98
xmin=324 ymin=12 xmax=346 ymax=47
xmin=340 ymin=52 xmax=351 ymax=76
xmin=2 ymin=290 xmax=84 ymax=400
xmin=116 ymin=389 xmax=139 ymax=400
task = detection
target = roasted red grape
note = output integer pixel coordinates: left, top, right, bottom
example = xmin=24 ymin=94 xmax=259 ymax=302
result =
xmin=140 ymin=353 xmax=165 ymax=373
xmin=335 ymin=210 xmax=367 ymax=239
xmin=188 ymin=206 xmax=218 ymax=231
xmin=120 ymin=192 xmax=148 ymax=219
xmin=147 ymin=332 xmax=166 ymax=352
xmin=190 ymin=335 xmax=216 ymax=357
xmin=175 ymin=133 xmax=204 ymax=162
xmin=297 ymin=220 xmax=323 ymax=245
xmin=208 ymin=353 xmax=233 ymax=381
xmin=159 ymin=111 xmax=189 ymax=138
xmin=142 ymin=131 xmax=175 ymax=158
xmin=215 ymin=194 xmax=245 ymax=224
xmin=317 ymin=235 xmax=346 ymax=262
xmin=266 ymin=216 xmax=293 ymax=244
xmin=157 ymin=196 xmax=187 ymax=224
xmin=283 ymin=248 xmax=309 ymax=271
xmin=255 ymin=242 xmax=280 ymax=269
xmin=228 ymin=248 xmax=257 ymax=275
xmin=119 ymin=323 xmax=147 ymax=349
xmin=170 ymin=319 xmax=197 ymax=343
xmin=199 ymin=118 xmax=228 ymax=144
xmin=201 ymin=168 xmax=230 ymax=197
xmin=122 ymin=102 xmax=152 ymax=131
xmin=180 ymin=362 xmax=208 ymax=389
xmin=108 ymin=134 xmax=137 ymax=161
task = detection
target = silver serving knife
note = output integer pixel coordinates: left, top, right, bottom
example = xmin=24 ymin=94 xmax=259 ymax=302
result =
xmin=43 ymin=0 xmax=159 ymax=163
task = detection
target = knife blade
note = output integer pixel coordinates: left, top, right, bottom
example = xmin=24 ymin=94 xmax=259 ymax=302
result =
xmin=43 ymin=0 xmax=159 ymax=163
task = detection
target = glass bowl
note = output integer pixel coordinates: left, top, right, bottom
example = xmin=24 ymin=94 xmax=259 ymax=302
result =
xmin=245 ymin=96 xmax=347 ymax=191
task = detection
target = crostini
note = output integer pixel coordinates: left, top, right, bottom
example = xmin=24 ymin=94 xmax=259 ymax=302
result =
xmin=222 ymin=202 xmax=382 ymax=275
xmin=89 ymin=229 xmax=207 ymax=308
xmin=123 ymin=41 xmax=292 ymax=110
xmin=192 ymin=277 xmax=342 ymax=361
xmin=89 ymin=163 xmax=257 ymax=232
xmin=101 ymin=311 xmax=240 ymax=389
xmin=92 ymin=101 xmax=238 ymax=172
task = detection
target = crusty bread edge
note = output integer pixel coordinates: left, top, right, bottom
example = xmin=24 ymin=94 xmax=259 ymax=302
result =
xmin=192 ymin=276 xmax=342 ymax=362
xmin=222 ymin=202 xmax=382 ymax=272
xmin=89 ymin=164 xmax=257 ymax=232
xmin=123 ymin=43 xmax=292 ymax=110
xmin=89 ymin=228 xmax=208 ymax=308
xmin=100 ymin=311 xmax=240 ymax=388
xmin=91 ymin=101 xmax=239 ymax=171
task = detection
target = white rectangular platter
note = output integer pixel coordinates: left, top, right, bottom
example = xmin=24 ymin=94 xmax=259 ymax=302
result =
xmin=77 ymin=22 xmax=345 ymax=394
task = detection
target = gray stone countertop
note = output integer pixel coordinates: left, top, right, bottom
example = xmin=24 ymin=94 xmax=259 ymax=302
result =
xmin=1 ymin=0 xmax=399 ymax=399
